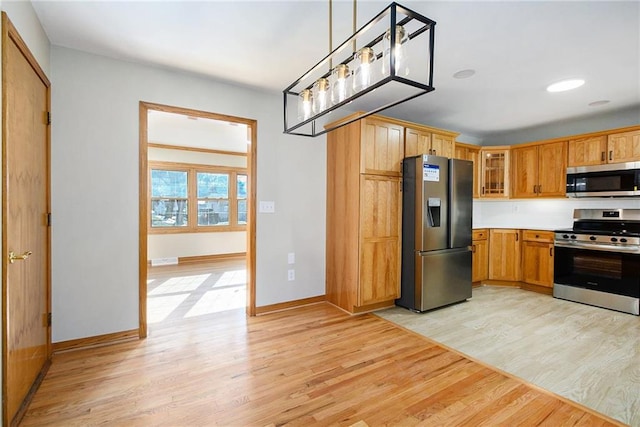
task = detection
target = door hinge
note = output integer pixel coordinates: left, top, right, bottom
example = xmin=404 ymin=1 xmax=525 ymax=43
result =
xmin=47 ymin=312 xmax=52 ymax=327
xmin=46 ymin=111 xmax=51 ymax=125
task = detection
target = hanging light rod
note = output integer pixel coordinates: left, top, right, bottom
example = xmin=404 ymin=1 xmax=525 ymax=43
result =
xmin=283 ymin=2 xmax=436 ymax=137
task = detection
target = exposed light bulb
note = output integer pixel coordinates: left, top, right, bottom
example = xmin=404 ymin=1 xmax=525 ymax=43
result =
xmin=382 ymin=25 xmax=409 ymax=77
xmin=331 ymin=64 xmax=351 ymax=104
xmin=298 ymin=89 xmax=313 ymax=121
xmin=353 ymin=47 xmax=376 ymax=92
xmin=312 ymin=78 xmax=330 ymax=114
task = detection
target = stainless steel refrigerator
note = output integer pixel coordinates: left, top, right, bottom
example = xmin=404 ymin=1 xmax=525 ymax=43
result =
xmin=396 ymin=155 xmax=473 ymax=312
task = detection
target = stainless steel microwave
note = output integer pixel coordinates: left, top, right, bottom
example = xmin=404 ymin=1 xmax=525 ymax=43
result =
xmin=566 ymin=161 xmax=640 ymax=197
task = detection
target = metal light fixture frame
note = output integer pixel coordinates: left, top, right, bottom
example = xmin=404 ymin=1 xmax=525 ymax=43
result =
xmin=283 ymin=2 xmax=436 ymax=137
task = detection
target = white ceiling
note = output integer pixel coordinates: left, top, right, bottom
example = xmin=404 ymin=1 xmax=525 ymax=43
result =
xmin=31 ymin=0 xmax=640 ymax=141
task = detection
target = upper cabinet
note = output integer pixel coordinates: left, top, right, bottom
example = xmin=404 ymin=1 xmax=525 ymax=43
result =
xmin=455 ymin=143 xmax=481 ymax=198
xmin=479 ymin=148 xmax=510 ymax=198
xmin=361 ymin=118 xmax=404 ymax=176
xmin=511 ymin=141 xmax=566 ymax=198
xmin=404 ymin=126 xmax=455 ymax=159
xmin=568 ymin=129 xmax=640 ymax=166
xmin=608 ymin=130 xmax=640 ymax=163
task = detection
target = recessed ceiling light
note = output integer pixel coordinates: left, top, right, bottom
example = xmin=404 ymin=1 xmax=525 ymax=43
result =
xmin=588 ymin=100 xmax=610 ymax=107
xmin=453 ymin=69 xmax=476 ymax=79
xmin=546 ymin=79 xmax=585 ymax=93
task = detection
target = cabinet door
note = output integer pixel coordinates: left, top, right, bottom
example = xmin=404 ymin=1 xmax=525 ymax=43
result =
xmin=361 ymin=119 xmax=404 ymax=175
xmin=488 ymin=229 xmax=521 ymax=281
xmin=522 ymin=241 xmax=554 ymax=287
xmin=472 ymin=238 xmax=488 ymax=283
xmin=511 ymin=145 xmax=538 ymax=198
xmin=608 ymin=130 xmax=640 ymax=163
xmin=537 ymin=141 xmax=567 ymax=197
xmin=568 ymin=136 xmax=606 ymax=166
xmin=480 ymin=149 xmax=510 ymax=198
xmin=468 ymin=148 xmax=480 ymax=199
xmin=404 ymin=127 xmax=431 ymax=158
xmin=359 ymin=175 xmax=401 ymax=306
xmin=431 ymin=133 xmax=454 ymax=158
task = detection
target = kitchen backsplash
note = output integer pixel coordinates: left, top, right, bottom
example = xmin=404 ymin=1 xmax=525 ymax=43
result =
xmin=473 ymin=198 xmax=640 ymax=230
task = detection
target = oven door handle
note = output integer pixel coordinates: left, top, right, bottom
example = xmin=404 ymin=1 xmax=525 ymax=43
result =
xmin=555 ymin=241 xmax=640 ymax=254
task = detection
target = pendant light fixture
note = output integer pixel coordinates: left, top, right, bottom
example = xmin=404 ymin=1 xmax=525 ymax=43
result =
xmin=284 ymin=2 xmax=436 ymax=137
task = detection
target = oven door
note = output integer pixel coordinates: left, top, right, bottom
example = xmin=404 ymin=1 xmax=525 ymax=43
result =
xmin=554 ymin=244 xmax=640 ymax=298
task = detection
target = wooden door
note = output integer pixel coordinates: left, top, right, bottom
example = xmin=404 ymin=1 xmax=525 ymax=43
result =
xmin=488 ymin=229 xmax=521 ymax=281
xmin=522 ymin=241 xmax=554 ymax=287
xmin=511 ymin=145 xmax=538 ymax=198
xmin=567 ymin=136 xmax=606 ymax=166
xmin=404 ymin=127 xmax=431 ymax=158
xmin=537 ymin=141 xmax=567 ymax=197
xmin=2 ymin=14 xmax=51 ymax=426
xmin=359 ymin=175 xmax=401 ymax=306
xmin=431 ymin=133 xmax=454 ymax=158
xmin=472 ymin=238 xmax=488 ymax=283
xmin=361 ymin=119 xmax=403 ymax=175
xmin=608 ymin=130 xmax=640 ymax=163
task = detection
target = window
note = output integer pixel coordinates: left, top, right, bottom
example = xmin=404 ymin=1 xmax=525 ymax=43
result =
xmin=149 ymin=162 xmax=247 ymax=233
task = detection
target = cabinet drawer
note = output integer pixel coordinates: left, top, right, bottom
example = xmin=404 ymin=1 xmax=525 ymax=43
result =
xmin=522 ymin=230 xmax=554 ymax=243
xmin=472 ymin=229 xmax=488 ymax=240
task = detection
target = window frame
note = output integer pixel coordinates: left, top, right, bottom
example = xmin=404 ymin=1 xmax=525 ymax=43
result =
xmin=149 ymin=160 xmax=247 ymax=234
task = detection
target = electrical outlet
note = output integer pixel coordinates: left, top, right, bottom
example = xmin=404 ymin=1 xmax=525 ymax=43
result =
xmin=287 ymin=269 xmax=295 ymax=281
xmin=288 ymin=252 xmax=295 ymax=264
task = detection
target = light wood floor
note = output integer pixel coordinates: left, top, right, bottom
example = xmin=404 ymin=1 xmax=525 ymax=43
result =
xmin=376 ymin=286 xmax=640 ymax=426
xmin=21 ymin=278 xmax=623 ymax=425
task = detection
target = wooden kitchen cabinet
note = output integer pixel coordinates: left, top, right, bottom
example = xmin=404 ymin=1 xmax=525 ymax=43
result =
xmin=326 ymin=115 xmax=403 ymax=313
xmin=568 ymin=129 xmax=640 ymax=166
xmin=521 ymin=230 xmax=554 ymax=288
xmin=455 ymin=142 xmax=481 ymax=198
xmin=568 ymin=135 xmax=607 ymax=166
xmin=361 ymin=118 xmax=404 ymax=176
xmin=511 ymin=141 xmax=566 ymax=198
xmin=608 ymin=130 xmax=640 ymax=163
xmin=480 ymin=148 xmax=510 ymax=198
xmin=404 ymin=126 xmax=455 ymax=159
xmin=488 ymin=229 xmax=521 ymax=281
xmin=472 ymin=229 xmax=489 ymax=283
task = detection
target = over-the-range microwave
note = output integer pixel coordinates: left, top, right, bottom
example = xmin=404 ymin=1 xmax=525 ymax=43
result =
xmin=566 ymin=161 xmax=640 ymax=197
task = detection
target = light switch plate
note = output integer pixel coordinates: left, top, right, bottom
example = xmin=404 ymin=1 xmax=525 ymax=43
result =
xmin=287 ymin=269 xmax=295 ymax=281
xmin=259 ymin=201 xmax=275 ymax=213
xmin=288 ymin=253 xmax=295 ymax=264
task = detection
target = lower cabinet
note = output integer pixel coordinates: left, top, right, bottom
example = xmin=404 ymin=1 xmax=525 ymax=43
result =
xmin=472 ymin=229 xmax=489 ymax=283
xmin=488 ymin=229 xmax=521 ymax=281
xmin=521 ymin=230 xmax=555 ymax=287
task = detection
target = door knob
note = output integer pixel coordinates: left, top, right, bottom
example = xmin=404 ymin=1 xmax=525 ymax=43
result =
xmin=9 ymin=251 xmax=32 ymax=264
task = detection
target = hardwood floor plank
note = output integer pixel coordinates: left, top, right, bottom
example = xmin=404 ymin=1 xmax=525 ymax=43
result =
xmin=21 ymin=295 xmax=624 ymax=426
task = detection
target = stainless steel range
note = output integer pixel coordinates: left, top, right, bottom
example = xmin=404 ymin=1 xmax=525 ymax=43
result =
xmin=554 ymin=209 xmax=640 ymax=315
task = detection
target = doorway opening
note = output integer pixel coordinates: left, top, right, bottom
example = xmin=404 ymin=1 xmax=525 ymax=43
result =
xmin=138 ymin=102 xmax=257 ymax=337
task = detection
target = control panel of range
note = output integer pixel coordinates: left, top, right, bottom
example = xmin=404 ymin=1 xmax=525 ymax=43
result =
xmin=555 ymin=232 xmax=640 ymax=246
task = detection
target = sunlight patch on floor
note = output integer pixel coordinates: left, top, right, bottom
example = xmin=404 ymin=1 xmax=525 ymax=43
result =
xmin=148 ymin=294 xmax=190 ymax=324
xmin=185 ymin=285 xmax=246 ymax=317
xmin=149 ymin=274 xmax=210 ymax=295
xmin=213 ymin=269 xmax=247 ymax=288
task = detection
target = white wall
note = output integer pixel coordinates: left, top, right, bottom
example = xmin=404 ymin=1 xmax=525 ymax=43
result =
xmin=473 ymin=198 xmax=640 ymax=230
xmin=51 ymin=46 xmax=326 ymax=342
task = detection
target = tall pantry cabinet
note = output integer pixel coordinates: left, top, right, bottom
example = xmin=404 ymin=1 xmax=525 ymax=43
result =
xmin=326 ymin=116 xmax=404 ymax=313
